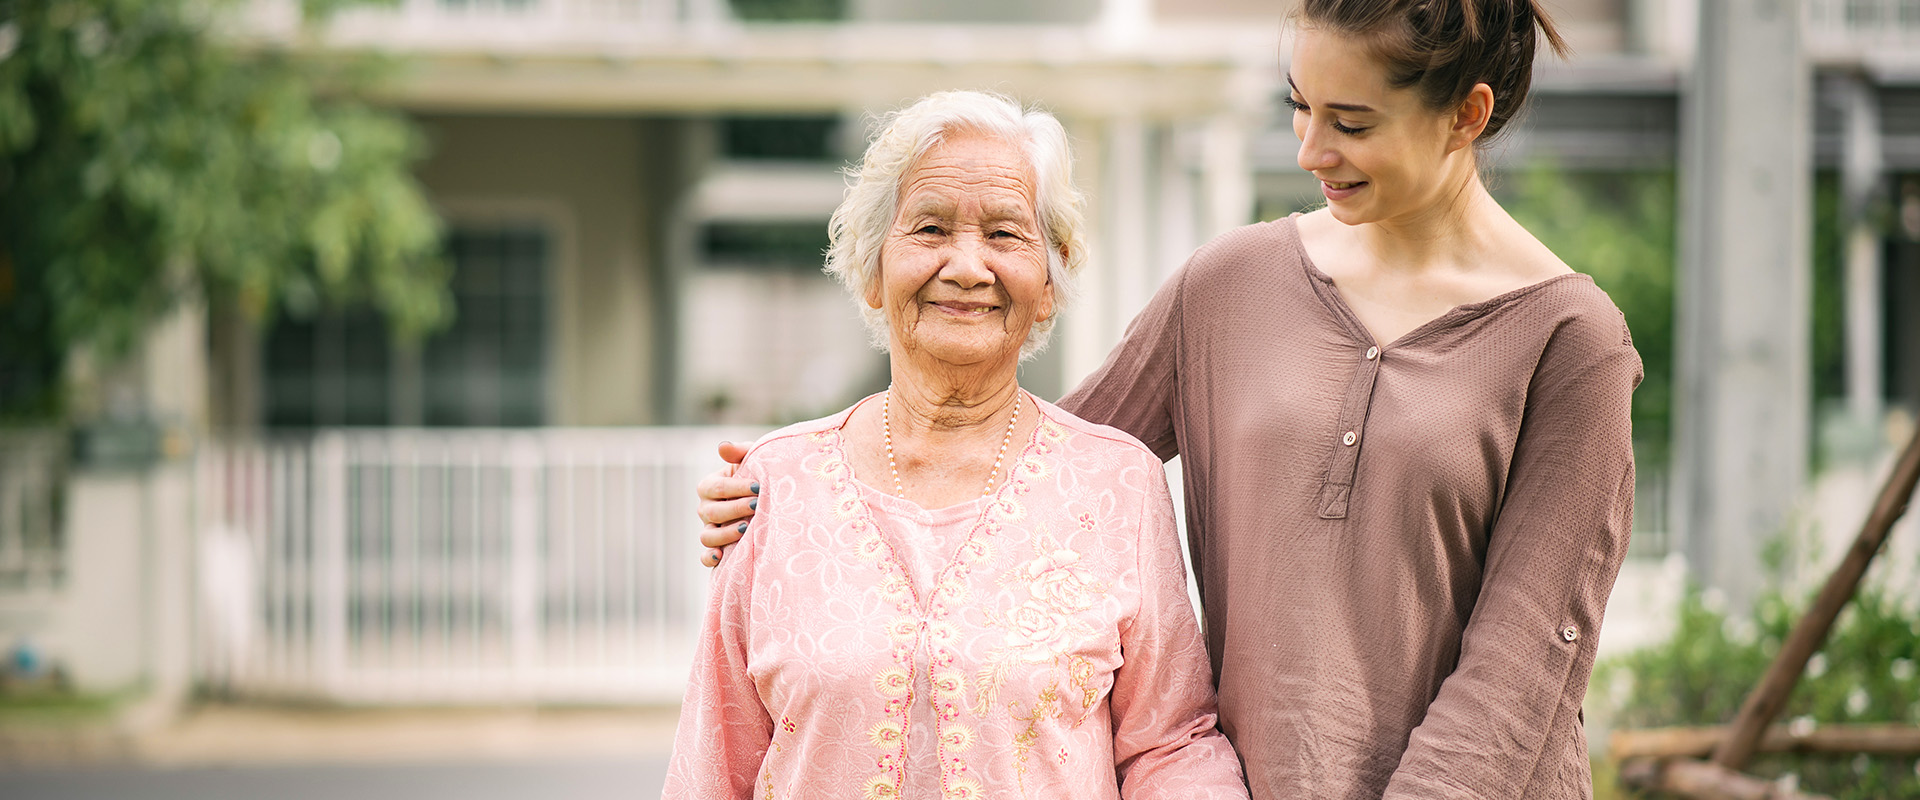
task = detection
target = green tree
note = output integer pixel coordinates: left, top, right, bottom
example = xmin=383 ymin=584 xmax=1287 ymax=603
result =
xmin=1500 ymin=167 xmax=1677 ymax=466
xmin=0 ymin=0 xmax=447 ymax=420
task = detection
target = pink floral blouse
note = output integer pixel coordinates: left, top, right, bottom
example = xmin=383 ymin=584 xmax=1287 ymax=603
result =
xmin=664 ymin=395 xmax=1248 ymax=800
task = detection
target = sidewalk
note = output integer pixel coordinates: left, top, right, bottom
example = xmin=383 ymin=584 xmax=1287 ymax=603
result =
xmin=1 ymin=703 xmax=681 ymax=771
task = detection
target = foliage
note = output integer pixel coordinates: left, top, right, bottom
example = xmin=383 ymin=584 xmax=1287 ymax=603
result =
xmin=1596 ymin=580 xmax=1920 ymax=798
xmin=1498 ymin=167 xmax=1677 ymax=467
xmin=0 ymin=0 xmax=448 ymax=419
xmin=1810 ymin=172 xmax=1847 ymax=414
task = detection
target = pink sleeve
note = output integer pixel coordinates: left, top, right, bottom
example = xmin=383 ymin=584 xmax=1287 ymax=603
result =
xmin=1110 ymin=455 xmax=1249 ymax=799
xmin=662 ymin=460 xmax=773 ymax=800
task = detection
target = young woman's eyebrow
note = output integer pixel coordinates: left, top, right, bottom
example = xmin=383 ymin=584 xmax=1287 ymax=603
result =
xmin=1285 ymin=73 xmax=1378 ymax=113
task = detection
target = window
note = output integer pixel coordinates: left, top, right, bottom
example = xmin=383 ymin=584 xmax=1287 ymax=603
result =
xmin=719 ymin=116 xmax=842 ymax=162
xmin=264 ymin=225 xmax=550 ymax=428
xmin=727 ymin=0 xmax=847 ymax=22
xmin=700 ymin=221 xmax=831 ymax=270
xmin=425 ymin=228 xmax=549 ymax=426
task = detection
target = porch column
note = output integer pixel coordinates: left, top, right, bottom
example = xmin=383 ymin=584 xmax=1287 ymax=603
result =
xmin=1837 ymin=74 xmax=1884 ymax=424
xmin=1672 ymin=0 xmax=1812 ymax=609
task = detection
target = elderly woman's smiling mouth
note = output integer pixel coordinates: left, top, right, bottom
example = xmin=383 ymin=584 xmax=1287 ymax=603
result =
xmin=929 ymin=297 xmax=1003 ymax=317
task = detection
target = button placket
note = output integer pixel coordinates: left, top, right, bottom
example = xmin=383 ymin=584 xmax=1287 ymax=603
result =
xmin=1314 ymin=347 xmax=1383 ymax=519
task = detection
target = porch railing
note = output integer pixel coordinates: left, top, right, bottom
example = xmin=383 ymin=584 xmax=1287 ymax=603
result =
xmin=1806 ymin=0 xmax=1920 ymax=59
xmin=0 ymin=430 xmax=66 ymax=594
xmin=195 ymin=426 xmax=761 ymax=704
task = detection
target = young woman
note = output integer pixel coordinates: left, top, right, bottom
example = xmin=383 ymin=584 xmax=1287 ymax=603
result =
xmin=699 ymin=1 xmax=1640 ymax=796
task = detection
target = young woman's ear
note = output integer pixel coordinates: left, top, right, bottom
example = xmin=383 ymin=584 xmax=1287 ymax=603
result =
xmin=1449 ymin=83 xmax=1496 ymax=152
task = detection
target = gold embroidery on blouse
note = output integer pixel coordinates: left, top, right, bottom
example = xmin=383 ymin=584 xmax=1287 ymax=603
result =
xmin=1007 ymin=685 xmax=1062 ymax=796
xmin=969 ymin=424 xmax=1114 ymax=796
xmin=828 ymin=415 xmax=1034 ymax=800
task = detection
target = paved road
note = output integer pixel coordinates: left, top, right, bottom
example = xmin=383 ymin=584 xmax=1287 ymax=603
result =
xmin=5 ymin=756 xmax=669 ymax=800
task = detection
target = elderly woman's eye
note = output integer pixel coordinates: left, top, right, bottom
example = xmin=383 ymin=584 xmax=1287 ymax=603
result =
xmin=916 ymin=224 xmax=943 ymax=235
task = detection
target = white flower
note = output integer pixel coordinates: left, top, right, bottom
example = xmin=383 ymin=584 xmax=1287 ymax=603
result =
xmin=1846 ymin=687 xmax=1870 ymax=717
xmin=1722 ymin=616 xmax=1758 ymax=645
xmin=1893 ymin=658 xmax=1916 ymax=682
xmin=1788 ymin=715 xmax=1817 ymax=738
xmin=74 ymin=20 xmax=107 ymax=58
xmin=1808 ymin=653 xmax=1828 ymax=678
xmin=308 ymin=131 xmax=343 ymax=172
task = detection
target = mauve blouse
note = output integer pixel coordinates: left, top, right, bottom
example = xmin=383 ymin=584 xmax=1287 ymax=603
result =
xmin=1059 ymin=215 xmax=1642 ymax=799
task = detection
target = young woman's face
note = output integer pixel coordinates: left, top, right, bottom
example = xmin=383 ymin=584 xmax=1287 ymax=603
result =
xmin=870 ymin=131 xmax=1054 ymax=370
xmin=1287 ymin=28 xmax=1470 ymax=226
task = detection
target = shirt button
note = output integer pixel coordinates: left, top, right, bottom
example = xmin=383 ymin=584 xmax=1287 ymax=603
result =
xmin=1365 ymin=346 xmax=1379 ymax=360
xmin=1561 ymin=625 xmax=1580 ymax=643
xmin=1342 ymin=431 xmax=1358 ymax=446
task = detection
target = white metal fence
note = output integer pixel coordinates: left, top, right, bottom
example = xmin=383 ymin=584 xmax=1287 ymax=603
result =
xmin=195 ymin=426 xmax=761 ymax=704
xmin=0 ymin=430 xmax=65 ymax=594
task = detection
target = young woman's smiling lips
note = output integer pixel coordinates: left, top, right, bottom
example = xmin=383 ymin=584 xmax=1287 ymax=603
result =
xmin=1320 ymin=178 xmax=1368 ymax=201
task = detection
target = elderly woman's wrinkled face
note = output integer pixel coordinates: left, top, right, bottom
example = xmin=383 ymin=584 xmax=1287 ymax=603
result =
xmin=869 ymin=131 xmax=1054 ymax=369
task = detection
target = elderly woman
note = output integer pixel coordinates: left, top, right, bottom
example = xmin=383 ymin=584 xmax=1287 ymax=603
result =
xmin=663 ymin=91 xmax=1246 ymax=799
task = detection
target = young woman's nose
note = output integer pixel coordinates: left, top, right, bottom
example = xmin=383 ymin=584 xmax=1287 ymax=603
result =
xmin=1296 ymin=124 xmax=1340 ymax=173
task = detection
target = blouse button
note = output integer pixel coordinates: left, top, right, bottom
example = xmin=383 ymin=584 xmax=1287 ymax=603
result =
xmin=1560 ymin=624 xmax=1580 ymax=643
xmin=1342 ymin=431 xmax=1358 ymax=446
xmin=1365 ymin=346 xmax=1379 ymax=361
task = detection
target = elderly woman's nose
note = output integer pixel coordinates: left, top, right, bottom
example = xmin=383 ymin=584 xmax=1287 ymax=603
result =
xmin=939 ymin=238 xmax=997 ymax=287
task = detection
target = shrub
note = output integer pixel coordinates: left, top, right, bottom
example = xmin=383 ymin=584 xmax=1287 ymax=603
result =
xmin=1597 ymin=582 xmax=1920 ymax=797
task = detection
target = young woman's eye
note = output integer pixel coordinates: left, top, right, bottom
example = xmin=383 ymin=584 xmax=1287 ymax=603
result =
xmin=1332 ymin=121 xmax=1367 ymax=135
xmin=1282 ymin=96 xmax=1307 ymax=112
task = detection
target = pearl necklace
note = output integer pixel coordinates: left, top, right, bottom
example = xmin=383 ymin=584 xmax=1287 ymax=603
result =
xmin=882 ymin=386 xmax=1021 ymax=500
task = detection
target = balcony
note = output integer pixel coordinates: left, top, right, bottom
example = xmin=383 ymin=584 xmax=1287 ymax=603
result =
xmin=1806 ymin=0 xmax=1920 ymax=72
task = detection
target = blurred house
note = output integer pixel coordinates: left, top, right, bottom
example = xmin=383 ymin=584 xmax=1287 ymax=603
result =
xmin=3 ymin=0 xmax=1919 ymax=714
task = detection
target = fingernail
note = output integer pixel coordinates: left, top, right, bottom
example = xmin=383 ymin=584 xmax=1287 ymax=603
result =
xmin=750 ymin=481 xmax=760 ymax=494
xmin=712 ymin=551 xmax=722 ymax=564
xmin=737 ymin=522 xmax=748 ymax=534
xmin=748 ymin=498 xmax=758 ymax=511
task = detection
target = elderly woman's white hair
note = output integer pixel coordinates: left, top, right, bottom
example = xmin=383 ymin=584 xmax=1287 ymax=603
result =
xmin=825 ymin=90 xmax=1088 ymax=360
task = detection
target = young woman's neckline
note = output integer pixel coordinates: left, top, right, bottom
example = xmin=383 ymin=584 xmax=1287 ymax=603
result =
xmin=1284 ymin=213 xmax=1590 ymax=350
xmin=833 ymin=388 xmax=1046 ymax=517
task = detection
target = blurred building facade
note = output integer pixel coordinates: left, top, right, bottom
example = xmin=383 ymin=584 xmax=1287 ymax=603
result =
xmin=4 ymin=0 xmax=1920 ymax=711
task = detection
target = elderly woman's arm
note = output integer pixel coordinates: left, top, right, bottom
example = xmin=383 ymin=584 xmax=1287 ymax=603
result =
xmin=1382 ymin=316 xmax=1642 ymax=799
xmin=663 ymin=465 xmax=773 ymax=799
xmin=1110 ymin=452 xmax=1248 ymax=799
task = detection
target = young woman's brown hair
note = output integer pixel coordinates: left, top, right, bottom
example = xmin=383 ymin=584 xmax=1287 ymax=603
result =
xmin=1295 ymin=0 xmax=1569 ymax=145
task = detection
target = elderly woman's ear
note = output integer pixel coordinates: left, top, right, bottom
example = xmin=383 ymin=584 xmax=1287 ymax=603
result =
xmin=864 ymin=273 xmax=885 ymax=310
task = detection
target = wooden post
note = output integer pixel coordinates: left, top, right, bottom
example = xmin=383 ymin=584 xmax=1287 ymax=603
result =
xmin=1710 ymin=425 xmax=1920 ymax=769
xmin=1620 ymin=758 xmax=1834 ymax=800
xmin=1613 ymin=723 xmax=1920 ymax=760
